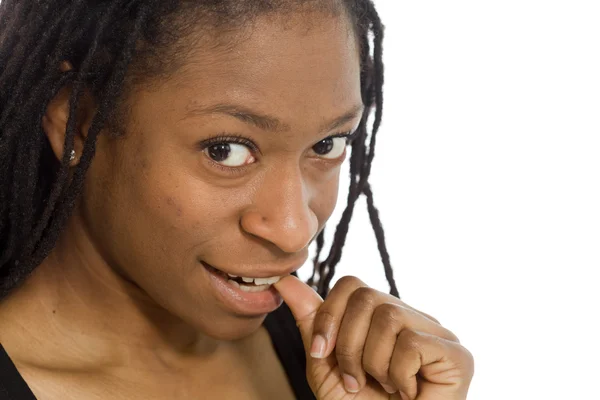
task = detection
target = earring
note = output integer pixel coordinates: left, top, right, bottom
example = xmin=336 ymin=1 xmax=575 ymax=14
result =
xmin=69 ymin=150 xmax=76 ymax=162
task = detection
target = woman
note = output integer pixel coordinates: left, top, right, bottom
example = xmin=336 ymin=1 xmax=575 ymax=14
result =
xmin=0 ymin=1 xmax=474 ymax=399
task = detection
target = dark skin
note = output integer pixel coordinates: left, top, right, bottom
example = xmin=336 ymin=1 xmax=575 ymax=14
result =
xmin=0 ymin=10 xmax=473 ymax=400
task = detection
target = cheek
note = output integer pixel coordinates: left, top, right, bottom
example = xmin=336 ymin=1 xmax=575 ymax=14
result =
xmin=310 ymin=167 xmax=342 ymax=224
xmin=80 ymin=142 xmax=199 ymax=272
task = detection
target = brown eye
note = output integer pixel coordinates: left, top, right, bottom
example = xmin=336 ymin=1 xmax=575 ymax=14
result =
xmin=207 ymin=144 xmax=230 ymax=162
xmin=312 ymin=137 xmax=347 ymax=159
xmin=204 ymin=143 xmax=254 ymax=167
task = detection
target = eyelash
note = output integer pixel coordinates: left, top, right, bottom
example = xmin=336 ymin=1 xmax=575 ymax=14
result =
xmin=198 ymin=130 xmax=359 ymax=175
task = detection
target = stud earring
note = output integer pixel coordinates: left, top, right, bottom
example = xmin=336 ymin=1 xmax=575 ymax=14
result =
xmin=69 ymin=150 xmax=76 ymax=162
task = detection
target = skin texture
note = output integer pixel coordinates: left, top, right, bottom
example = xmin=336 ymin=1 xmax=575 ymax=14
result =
xmin=0 ymin=7 xmax=475 ymax=400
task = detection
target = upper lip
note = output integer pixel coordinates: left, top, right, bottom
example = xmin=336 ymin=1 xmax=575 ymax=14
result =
xmin=202 ymin=260 xmax=305 ymax=278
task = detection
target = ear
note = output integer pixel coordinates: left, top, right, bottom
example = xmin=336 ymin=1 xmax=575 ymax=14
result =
xmin=41 ymin=60 xmax=97 ymax=166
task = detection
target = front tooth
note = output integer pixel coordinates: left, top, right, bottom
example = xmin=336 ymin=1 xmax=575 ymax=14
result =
xmin=228 ymin=273 xmax=238 ymax=278
xmin=267 ymin=276 xmax=281 ymax=285
xmin=241 ymin=277 xmax=254 ymax=283
xmin=255 ymin=276 xmax=281 ymax=285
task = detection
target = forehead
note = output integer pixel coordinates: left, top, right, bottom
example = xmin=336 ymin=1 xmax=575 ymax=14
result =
xmin=146 ymin=12 xmax=363 ymax=126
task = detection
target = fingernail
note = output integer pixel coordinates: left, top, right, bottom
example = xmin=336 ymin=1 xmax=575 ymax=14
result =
xmin=310 ymin=335 xmax=327 ymax=358
xmin=342 ymin=374 xmax=360 ymax=393
xmin=381 ymin=383 xmax=396 ymax=394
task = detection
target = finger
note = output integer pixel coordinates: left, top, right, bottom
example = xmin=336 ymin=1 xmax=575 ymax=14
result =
xmin=309 ymin=276 xmax=368 ymax=359
xmin=362 ymin=303 xmax=401 ymax=394
xmin=272 ymin=274 xmax=324 ymax=351
xmin=333 ymin=286 xmax=380 ymax=393
xmin=399 ymin=302 xmax=442 ymax=326
xmin=363 ymin=303 xmax=462 ymax=396
xmin=335 ymin=295 xmax=459 ymax=393
xmin=389 ymin=329 xmax=474 ymax=400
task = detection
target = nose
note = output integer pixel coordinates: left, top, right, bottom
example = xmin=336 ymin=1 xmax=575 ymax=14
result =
xmin=240 ymin=166 xmax=319 ymax=254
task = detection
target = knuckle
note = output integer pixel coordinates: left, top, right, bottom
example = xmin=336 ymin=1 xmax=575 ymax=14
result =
xmin=431 ymin=334 xmax=448 ymax=348
xmin=335 ymin=343 xmax=360 ymax=363
xmin=373 ymin=303 xmax=404 ymax=329
xmin=313 ymin=309 xmax=337 ymax=333
xmin=398 ymin=329 xmax=423 ymax=351
xmin=362 ymin=360 xmax=389 ymax=383
xmin=379 ymin=302 xmax=405 ymax=319
xmin=400 ymin=301 xmax=440 ymax=325
xmin=348 ymin=287 xmax=378 ymax=309
xmin=444 ymin=329 xmax=461 ymax=343
xmin=423 ymin=312 xmax=441 ymax=324
xmin=336 ymin=275 xmax=364 ymax=289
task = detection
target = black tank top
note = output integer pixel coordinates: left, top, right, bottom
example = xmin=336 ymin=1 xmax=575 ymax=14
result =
xmin=0 ymin=302 xmax=315 ymax=400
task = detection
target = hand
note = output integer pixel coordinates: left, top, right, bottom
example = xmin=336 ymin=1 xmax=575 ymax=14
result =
xmin=273 ymin=275 xmax=474 ymax=400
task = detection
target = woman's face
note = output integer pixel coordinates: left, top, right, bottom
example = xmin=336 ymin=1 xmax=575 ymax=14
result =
xmin=79 ymin=12 xmax=363 ymax=340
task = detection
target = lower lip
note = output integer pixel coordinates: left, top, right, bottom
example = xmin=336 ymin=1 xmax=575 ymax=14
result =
xmin=202 ymin=262 xmax=283 ymax=316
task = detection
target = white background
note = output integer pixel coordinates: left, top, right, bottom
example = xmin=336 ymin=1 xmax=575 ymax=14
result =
xmin=298 ymin=1 xmax=600 ymax=399
xmin=2 ymin=1 xmax=599 ymax=399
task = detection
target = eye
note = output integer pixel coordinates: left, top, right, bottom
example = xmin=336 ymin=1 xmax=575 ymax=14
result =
xmin=203 ymin=142 xmax=255 ymax=167
xmin=312 ymin=137 xmax=348 ymax=159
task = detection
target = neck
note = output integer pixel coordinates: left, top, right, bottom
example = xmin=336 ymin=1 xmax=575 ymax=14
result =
xmin=0 ymin=215 xmax=239 ymax=373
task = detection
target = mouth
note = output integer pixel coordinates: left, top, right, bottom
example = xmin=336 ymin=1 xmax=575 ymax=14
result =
xmin=201 ymin=260 xmax=284 ymax=315
xmin=201 ymin=261 xmax=283 ymax=293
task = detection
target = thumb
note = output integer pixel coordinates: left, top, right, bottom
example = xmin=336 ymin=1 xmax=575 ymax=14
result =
xmin=273 ymin=274 xmax=324 ymax=349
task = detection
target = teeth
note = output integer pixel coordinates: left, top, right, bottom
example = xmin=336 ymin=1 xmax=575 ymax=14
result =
xmin=239 ymin=284 xmax=272 ymax=293
xmin=255 ymin=276 xmax=281 ymax=285
xmin=226 ymin=273 xmax=282 ymax=286
xmin=227 ymin=280 xmax=271 ymax=292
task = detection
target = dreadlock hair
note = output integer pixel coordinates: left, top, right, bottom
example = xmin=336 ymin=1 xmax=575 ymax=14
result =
xmin=0 ymin=0 xmax=399 ymax=301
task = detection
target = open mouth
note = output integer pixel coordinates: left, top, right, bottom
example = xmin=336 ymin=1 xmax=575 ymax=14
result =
xmin=202 ymin=261 xmax=280 ymax=293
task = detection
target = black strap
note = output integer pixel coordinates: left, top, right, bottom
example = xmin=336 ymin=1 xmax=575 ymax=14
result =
xmin=0 ymin=343 xmax=37 ymax=400
xmin=264 ymin=302 xmax=316 ymax=400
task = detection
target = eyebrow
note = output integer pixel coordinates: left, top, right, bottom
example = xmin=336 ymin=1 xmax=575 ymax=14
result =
xmin=183 ymin=102 xmax=365 ymax=134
